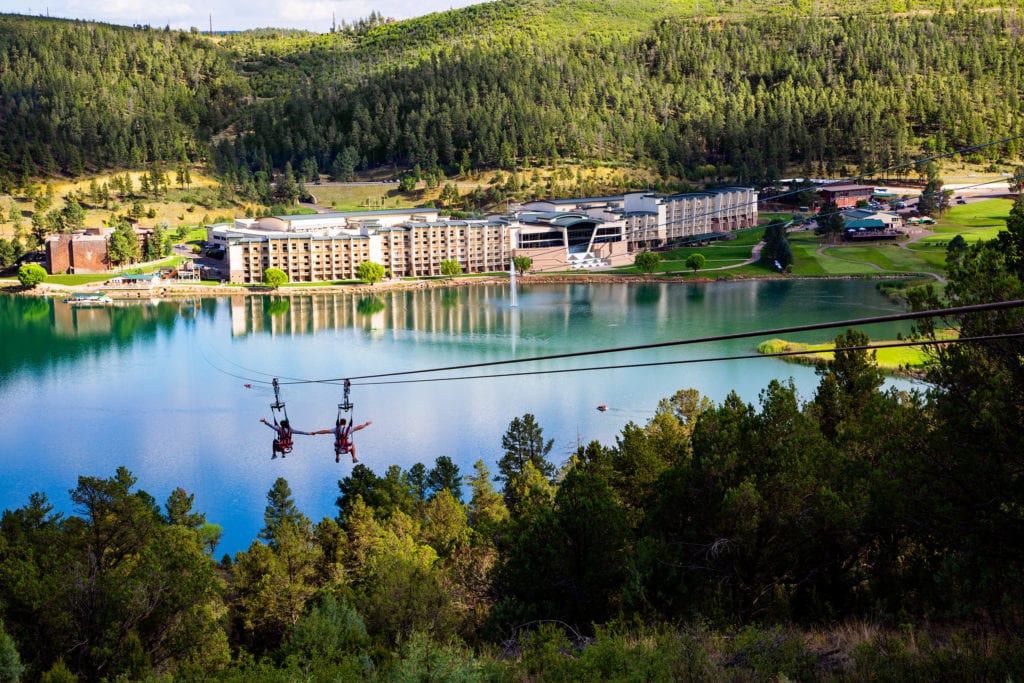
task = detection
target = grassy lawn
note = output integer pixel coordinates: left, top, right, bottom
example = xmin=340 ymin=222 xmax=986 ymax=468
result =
xmin=913 ymin=228 xmax=1005 ymax=245
xmin=820 ymin=244 xmax=936 ymax=273
xmin=45 ymin=273 xmax=112 ymax=285
xmin=282 ymin=280 xmax=363 ymax=287
xmin=933 ymin=199 xmax=1012 ymax=232
xmin=757 ymin=334 xmax=955 ymax=373
xmin=179 ymin=227 xmax=209 ymax=243
xmin=615 ymin=227 xmax=766 ymax=274
xmin=307 ymin=185 xmax=417 ymax=211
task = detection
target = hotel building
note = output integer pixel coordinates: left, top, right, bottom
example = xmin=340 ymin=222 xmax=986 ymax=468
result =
xmin=208 ymin=187 xmax=757 ymax=284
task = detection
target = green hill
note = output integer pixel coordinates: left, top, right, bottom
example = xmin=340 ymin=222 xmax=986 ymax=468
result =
xmin=2 ymin=0 xmax=1023 ymax=194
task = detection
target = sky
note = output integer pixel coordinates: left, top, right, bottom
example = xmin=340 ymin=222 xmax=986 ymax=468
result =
xmin=0 ymin=0 xmax=494 ymax=33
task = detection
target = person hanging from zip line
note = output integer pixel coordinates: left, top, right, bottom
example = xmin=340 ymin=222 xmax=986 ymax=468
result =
xmin=312 ymin=418 xmax=372 ymax=464
xmin=259 ymin=418 xmax=314 ymax=459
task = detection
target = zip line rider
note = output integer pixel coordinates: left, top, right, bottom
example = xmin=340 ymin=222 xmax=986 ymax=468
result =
xmin=313 ymin=418 xmax=372 ymax=464
xmin=259 ymin=418 xmax=314 ymax=459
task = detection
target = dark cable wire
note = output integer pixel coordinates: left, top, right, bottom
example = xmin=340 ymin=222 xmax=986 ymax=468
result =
xmin=275 ymin=299 xmax=1024 ymax=385
xmin=352 ymin=332 xmax=1024 ymax=387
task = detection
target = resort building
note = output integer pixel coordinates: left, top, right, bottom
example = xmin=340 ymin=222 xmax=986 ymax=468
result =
xmin=45 ymin=226 xmax=158 ymax=274
xmin=210 ymin=187 xmax=757 ymax=284
xmin=521 ymin=187 xmax=759 ymax=251
xmin=817 ymin=184 xmax=875 ymax=209
xmin=842 ymin=207 xmax=904 ymax=230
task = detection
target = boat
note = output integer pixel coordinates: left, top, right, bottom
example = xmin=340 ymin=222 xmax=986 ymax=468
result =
xmin=63 ymin=293 xmax=113 ymax=307
xmin=597 ymin=405 xmax=608 ymax=412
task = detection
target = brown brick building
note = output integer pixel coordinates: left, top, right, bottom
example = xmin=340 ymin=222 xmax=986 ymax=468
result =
xmin=45 ymin=227 xmax=157 ymax=274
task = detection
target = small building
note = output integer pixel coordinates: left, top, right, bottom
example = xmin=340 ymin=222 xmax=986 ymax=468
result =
xmin=45 ymin=226 xmax=160 ymax=275
xmin=844 ymin=219 xmax=901 ymax=241
xmin=817 ymin=184 xmax=875 ymax=209
xmin=103 ymin=272 xmax=162 ymax=291
xmin=46 ymin=228 xmax=112 ymax=274
xmin=843 ymin=208 xmax=904 ymax=229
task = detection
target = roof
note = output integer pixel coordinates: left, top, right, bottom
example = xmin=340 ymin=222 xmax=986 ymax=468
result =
xmin=846 ymin=219 xmax=887 ymax=229
xmin=517 ymin=211 xmax=601 ymax=228
xmin=818 ymin=184 xmax=874 ymax=193
xmin=533 ymin=195 xmax=623 ymax=205
xmin=701 ymin=186 xmax=755 ymax=194
xmin=272 ymin=208 xmax=437 ymax=220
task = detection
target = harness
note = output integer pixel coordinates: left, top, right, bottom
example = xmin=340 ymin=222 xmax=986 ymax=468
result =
xmin=270 ymin=378 xmax=293 ymax=454
xmin=334 ymin=423 xmax=353 ymax=455
xmin=335 ymin=379 xmax=354 ymax=456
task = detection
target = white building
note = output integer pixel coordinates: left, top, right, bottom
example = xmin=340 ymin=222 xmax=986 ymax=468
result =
xmin=210 ymin=187 xmax=757 ymax=284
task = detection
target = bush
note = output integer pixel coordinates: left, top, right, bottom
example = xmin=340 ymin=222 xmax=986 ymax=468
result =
xmin=725 ymin=626 xmax=818 ymax=681
xmin=262 ymin=267 xmax=288 ymax=289
xmin=757 ymin=339 xmax=791 ymax=354
xmin=17 ymin=263 xmax=46 ymax=288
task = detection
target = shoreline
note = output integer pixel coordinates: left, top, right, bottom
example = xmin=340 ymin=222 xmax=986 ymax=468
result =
xmin=0 ymin=271 xmax=926 ymax=300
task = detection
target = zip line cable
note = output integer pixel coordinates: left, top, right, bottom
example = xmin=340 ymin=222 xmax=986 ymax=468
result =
xmin=269 ymin=299 xmax=1024 ymax=386
xmin=353 ymin=332 xmax=1024 ymax=387
xmin=207 ymin=136 xmax=1024 ymax=387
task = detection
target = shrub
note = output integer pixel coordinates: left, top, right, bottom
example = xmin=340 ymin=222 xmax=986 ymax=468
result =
xmin=17 ymin=263 xmax=46 ymax=288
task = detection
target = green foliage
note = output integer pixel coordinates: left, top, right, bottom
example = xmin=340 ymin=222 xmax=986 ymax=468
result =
xmin=684 ymin=252 xmax=705 ymax=273
xmin=107 ymin=220 xmax=140 ymax=265
xmin=262 ymin=267 xmax=288 ymax=289
xmin=0 ymin=239 xmax=16 ymax=268
xmin=0 ymin=468 xmax=228 ymax=680
xmin=494 ymin=468 xmax=629 ymax=628
xmin=440 ymin=259 xmax=463 ymax=277
xmin=761 ymin=221 xmax=794 ymax=271
xmin=726 ymin=626 xmax=818 ymax=680
xmin=38 ymin=659 xmax=75 ymax=683
xmin=918 ymin=177 xmax=946 ymax=217
xmin=496 ymin=414 xmax=555 ymax=512
xmin=388 ymin=631 xmax=483 ymax=682
xmin=815 ymin=202 xmax=847 ymax=242
xmin=0 ymin=620 xmax=25 ymax=682
xmin=356 ymin=260 xmax=386 ymax=283
xmin=811 ymin=328 xmax=885 ymax=441
xmin=512 ymin=255 xmax=532 ymax=274
xmin=634 ymin=250 xmax=661 ymax=274
xmin=0 ymin=16 xmax=244 ymax=177
xmin=282 ymin=594 xmax=369 ymax=665
xmin=425 ymin=456 xmax=463 ymax=502
xmin=16 ymin=263 xmax=45 ymax=288
xmin=466 ymin=460 xmax=508 ymax=545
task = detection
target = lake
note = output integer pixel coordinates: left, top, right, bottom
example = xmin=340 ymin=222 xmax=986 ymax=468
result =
xmin=1 ymin=279 xmax=919 ymax=555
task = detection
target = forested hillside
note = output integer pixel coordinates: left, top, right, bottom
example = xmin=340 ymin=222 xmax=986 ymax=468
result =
xmin=2 ymin=1 xmax=1023 ymax=194
xmin=215 ymin=9 xmax=1024 ymax=190
xmin=0 ymin=16 xmax=245 ymax=186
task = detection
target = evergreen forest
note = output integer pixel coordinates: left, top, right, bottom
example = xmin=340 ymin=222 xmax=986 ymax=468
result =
xmin=1 ymin=200 xmax=1024 ymax=680
xmin=2 ymin=0 xmax=1024 ymax=195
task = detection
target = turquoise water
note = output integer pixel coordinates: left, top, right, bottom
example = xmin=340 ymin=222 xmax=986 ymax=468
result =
xmin=0 ymin=280 xmax=917 ymax=554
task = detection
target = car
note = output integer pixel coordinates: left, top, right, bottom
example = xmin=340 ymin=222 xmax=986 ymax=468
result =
xmin=956 ymin=198 xmax=966 ymax=204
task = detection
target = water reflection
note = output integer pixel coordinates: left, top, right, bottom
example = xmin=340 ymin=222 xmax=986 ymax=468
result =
xmin=0 ymin=296 xmax=200 ymax=381
xmin=634 ymin=284 xmax=661 ymax=306
xmin=2 ymin=281 xmax=918 ymax=556
xmin=266 ymin=298 xmax=290 ymax=316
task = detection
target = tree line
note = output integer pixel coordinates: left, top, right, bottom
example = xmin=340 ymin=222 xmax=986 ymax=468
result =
xmin=2 ymin=8 xmax=1023 ymax=196
xmin=2 ymin=197 xmax=1023 ymax=681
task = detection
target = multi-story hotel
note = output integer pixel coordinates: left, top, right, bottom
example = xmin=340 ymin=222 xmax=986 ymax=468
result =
xmin=208 ymin=187 xmax=758 ymax=284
